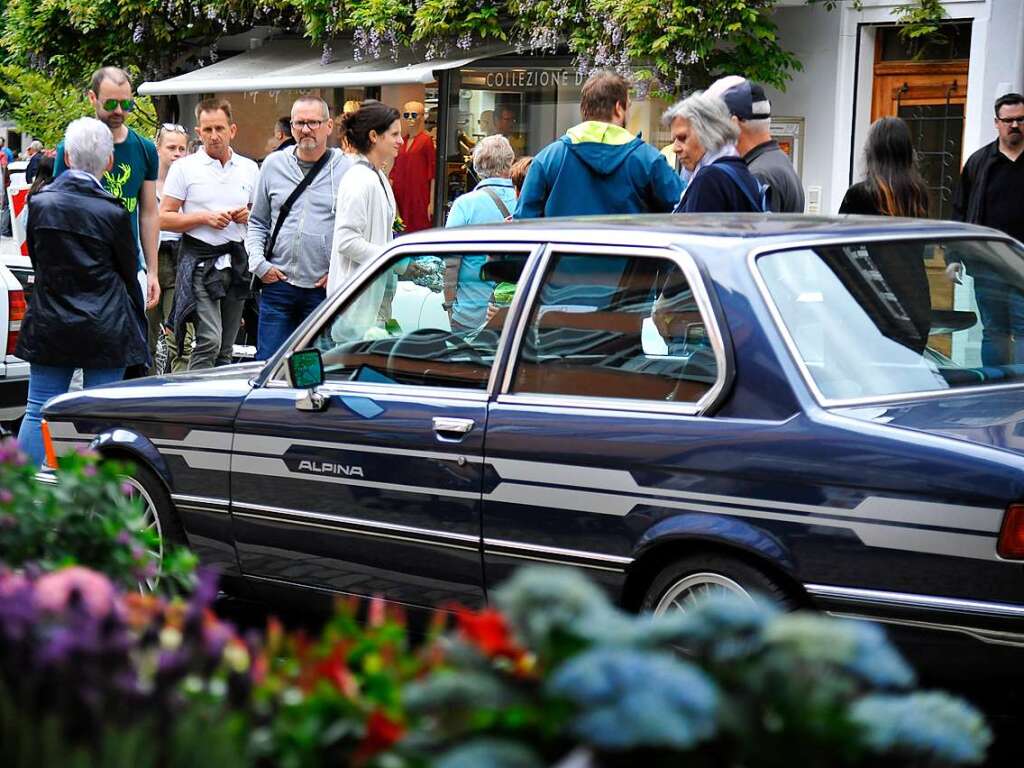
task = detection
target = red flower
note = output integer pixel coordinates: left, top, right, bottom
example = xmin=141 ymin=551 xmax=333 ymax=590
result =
xmin=355 ymin=709 xmax=405 ymax=764
xmin=456 ymin=608 xmax=525 ymax=662
xmin=305 ymin=644 xmax=359 ymax=697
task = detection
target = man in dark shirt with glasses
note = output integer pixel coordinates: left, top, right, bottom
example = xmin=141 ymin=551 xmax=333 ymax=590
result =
xmin=953 ymin=92 xmax=1024 ymax=240
xmin=950 ymin=93 xmax=1024 ymax=366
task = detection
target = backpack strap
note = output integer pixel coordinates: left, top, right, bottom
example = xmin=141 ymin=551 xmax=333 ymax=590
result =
xmin=481 ymin=185 xmax=512 ymax=219
xmin=713 ymin=161 xmax=769 ymax=213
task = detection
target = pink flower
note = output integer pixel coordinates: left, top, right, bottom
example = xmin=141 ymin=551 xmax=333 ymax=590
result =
xmin=0 ymin=489 xmax=13 ymax=504
xmin=34 ymin=566 xmax=116 ymax=619
xmin=0 ymin=569 xmax=30 ymax=599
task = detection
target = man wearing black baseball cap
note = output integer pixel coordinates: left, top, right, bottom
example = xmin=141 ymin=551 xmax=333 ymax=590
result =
xmin=707 ymin=76 xmax=805 ymax=213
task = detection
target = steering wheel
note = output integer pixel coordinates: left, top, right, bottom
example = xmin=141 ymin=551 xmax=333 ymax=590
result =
xmin=385 ymin=328 xmax=485 ymax=381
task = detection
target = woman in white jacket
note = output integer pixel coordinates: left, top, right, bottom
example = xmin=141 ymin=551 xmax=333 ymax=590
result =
xmin=327 ymin=100 xmax=404 ymax=294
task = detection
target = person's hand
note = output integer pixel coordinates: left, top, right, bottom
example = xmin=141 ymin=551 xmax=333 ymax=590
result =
xmin=261 ymin=266 xmax=287 ymax=284
xmin=146 ymin=273 xmax=160 ymax=310
xmin=485 ymin=302 xmax=499 ymax=323
xmin=314 ymin=273 xmax=328 ymax=289
xmin=206 ymin=210 xmax=232 ymax=229
xmin=231 ymin=206 xmax=250 ymax=225
xmin=427 ymin=200 xmax=435 ymax=220
xmin=945 ymin=261 xmax=964 ymax=285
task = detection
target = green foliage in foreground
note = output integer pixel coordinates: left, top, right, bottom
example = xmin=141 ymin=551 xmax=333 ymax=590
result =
xmin=0 ymin=438 xmax=195 ymax=593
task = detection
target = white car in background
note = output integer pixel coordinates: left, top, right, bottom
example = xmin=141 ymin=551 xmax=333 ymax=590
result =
xmin=0 ymin=237 xmax=29 ymax=429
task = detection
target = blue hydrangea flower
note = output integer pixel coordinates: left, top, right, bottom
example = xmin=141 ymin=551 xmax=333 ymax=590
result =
xmin=851 ymin=692 xmax=992 ymax=765
xmin=762 ymin=614 xmax=915 ymax=689
xmin=548 ymin=647 xmax=719 ymax=750
xmin=436 ymin=739 xmax=545 ymax=768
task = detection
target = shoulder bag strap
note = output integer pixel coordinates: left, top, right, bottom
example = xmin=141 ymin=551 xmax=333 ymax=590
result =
xmin=480 ymin=185 xmax=511 ymax=219
xmin=266 ymin=150 xmax=332 ymax=261
xmin=714 ymin=161 xmax=766 ymax=213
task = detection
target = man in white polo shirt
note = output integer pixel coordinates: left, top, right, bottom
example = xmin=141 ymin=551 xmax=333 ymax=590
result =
xmin=161 ymin=97 xmax=259 ymax=370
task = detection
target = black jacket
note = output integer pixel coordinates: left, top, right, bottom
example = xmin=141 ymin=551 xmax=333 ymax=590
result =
xmin=15 ymin=172 xmax=148 ymax=369
xmin=952 ymin=140 xmax=1000 ymax=225
xmin=838 ymin=181 xmax=882 ymax=215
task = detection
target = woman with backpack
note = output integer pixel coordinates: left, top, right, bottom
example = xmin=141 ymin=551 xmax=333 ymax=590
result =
xmin=665 ymin=91 xmax=768 ymax=214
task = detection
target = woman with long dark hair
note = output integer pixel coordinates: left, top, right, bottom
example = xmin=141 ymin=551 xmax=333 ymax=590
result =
xmin=327 ymin=100 xmax=403 ymax=294
xmin=840 ymin=117 xmax=930 ymax=216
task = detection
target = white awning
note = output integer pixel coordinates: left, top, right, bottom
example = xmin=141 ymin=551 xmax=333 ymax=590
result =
xmin=138 ymin=39 xmax=513 ymax=96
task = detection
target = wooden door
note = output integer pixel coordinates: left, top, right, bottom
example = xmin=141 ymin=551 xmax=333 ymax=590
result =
xmin=871 ymin=61 xmax=968 ymax=220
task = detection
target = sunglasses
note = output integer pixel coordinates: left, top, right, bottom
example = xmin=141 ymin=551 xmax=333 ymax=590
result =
xmin=101 ymin=98 xmax=135 ymax=112
xmin=402 ymin=112 xmax=420 ymax=119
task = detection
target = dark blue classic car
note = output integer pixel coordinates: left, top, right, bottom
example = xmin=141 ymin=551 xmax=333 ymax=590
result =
xmin=40 ymin=216 xmax=1024 ymax=648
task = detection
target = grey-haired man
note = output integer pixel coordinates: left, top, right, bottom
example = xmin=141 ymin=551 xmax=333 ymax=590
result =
xmin=246 ymin=95 xmax=353 ymax=359
xmin=708 ymin=76 xmax=805 ymax=213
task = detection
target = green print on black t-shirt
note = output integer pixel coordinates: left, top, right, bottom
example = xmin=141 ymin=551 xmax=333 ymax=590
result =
xmin=54 ymin=127 xmax=159 ymax=268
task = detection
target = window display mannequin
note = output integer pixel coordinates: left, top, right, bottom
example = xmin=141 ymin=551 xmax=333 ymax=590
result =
xmin=389 ymin=100 xmax=436 ymax=232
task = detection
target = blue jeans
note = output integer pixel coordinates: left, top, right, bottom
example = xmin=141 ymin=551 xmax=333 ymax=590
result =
xmin=257 ymin=281 xmax=327 ymax=361
xmin=18 ymin=364 xmax=125 ymax=466
xmin=972 ymin=266 xmax=1024 ymax=366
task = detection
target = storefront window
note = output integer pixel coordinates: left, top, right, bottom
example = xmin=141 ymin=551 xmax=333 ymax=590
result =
xmin=442 ymin=66 xmax=585 ymax=214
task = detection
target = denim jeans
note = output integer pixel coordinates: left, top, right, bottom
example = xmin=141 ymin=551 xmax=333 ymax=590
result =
xmin=18 ymin=364 xmax=125 ymax=466
xmin=257 ymin=280 xmax=327 ymax=361
xmin=972 ymin=266 xmax=1024 ymax=366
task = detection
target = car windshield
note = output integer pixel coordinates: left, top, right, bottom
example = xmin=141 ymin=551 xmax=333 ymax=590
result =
xmin=757 ymin=237 xmax=1024 ymax=402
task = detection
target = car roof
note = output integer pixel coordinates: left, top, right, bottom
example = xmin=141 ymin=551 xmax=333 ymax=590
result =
xmin=397 ymin=214 xmax=1009 ymax=252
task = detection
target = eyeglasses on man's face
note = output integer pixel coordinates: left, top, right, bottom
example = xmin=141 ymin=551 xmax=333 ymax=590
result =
xmin=403 ymin=112 xmax=420 ymax=120
xmin=293 ymin=119 xmax=324 ymax=131
xmin=101 ymin=98 xmax=135 ymax=112
xmin=996 ymin=115 xmax=1024 ymax=126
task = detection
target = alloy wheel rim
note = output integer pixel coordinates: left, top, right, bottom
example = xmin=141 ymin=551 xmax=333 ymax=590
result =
xmin=653 ymin=572 xmax=754 ymax=616
xmin=120 ymin=476 xmax=163 ymax=593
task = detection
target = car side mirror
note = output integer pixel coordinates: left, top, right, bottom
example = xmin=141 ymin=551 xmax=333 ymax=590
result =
xmin=286 ymin=348 xmax=328 ymax=412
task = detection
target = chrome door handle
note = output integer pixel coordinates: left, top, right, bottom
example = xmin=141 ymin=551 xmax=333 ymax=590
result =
xmin=432 ymin=417 xmax=475 ymax=440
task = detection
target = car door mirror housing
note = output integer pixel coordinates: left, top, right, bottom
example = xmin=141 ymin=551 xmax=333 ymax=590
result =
xmin=287 ymin=348 xmax=326 ymax=390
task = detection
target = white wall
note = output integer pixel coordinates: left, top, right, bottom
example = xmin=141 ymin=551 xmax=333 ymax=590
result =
xmin=769 ymin=0 xmax=1024 ymax=214
xmin=764 ymin=3 xmax=842 ymax=213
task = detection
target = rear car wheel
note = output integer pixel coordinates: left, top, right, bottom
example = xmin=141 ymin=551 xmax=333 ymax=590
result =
xmin=118 ymin=462 xmax=186 ymax=592
xmin=641 ymin=553 xmax=795 ymax=616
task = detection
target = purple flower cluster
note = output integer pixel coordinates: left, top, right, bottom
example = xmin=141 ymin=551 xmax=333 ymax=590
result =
xmin=0 ymin=566 xmax=250 ymax=754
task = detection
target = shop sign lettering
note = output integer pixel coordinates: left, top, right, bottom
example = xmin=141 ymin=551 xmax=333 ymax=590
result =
xmin=483 ymin=70 xmax=585 ymax=89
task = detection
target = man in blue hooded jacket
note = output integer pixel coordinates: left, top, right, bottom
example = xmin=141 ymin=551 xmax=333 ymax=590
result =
xmin=515 ymin=70 xmax=682 ymax=219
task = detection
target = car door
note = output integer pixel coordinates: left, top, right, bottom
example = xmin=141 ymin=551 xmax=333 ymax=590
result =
xmin=230 ymin=241 xmax=540 ymax=608
xmin=481 ymin=244 xmax=730 ymax=595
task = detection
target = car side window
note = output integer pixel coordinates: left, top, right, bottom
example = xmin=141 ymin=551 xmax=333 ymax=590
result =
xmin=310 ymin=251 xmax=528 ymax=390
xmin=511 ymin=251 xmax=718 ymax=403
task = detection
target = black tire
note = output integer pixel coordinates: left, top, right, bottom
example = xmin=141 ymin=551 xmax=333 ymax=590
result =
xmin=117 ymin=461 xmax=187 ymax=589
xmin=640 ymin=553 xmax=796 ymax=616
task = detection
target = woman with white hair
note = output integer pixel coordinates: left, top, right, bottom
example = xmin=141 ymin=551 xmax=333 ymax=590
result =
xmin=664 ymin=91 xmax=766 ymax=213
xmin=16 ymin=117 xmax=148 ymax=465
xmin=443 ymin=134 xmax=516 ymax=332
